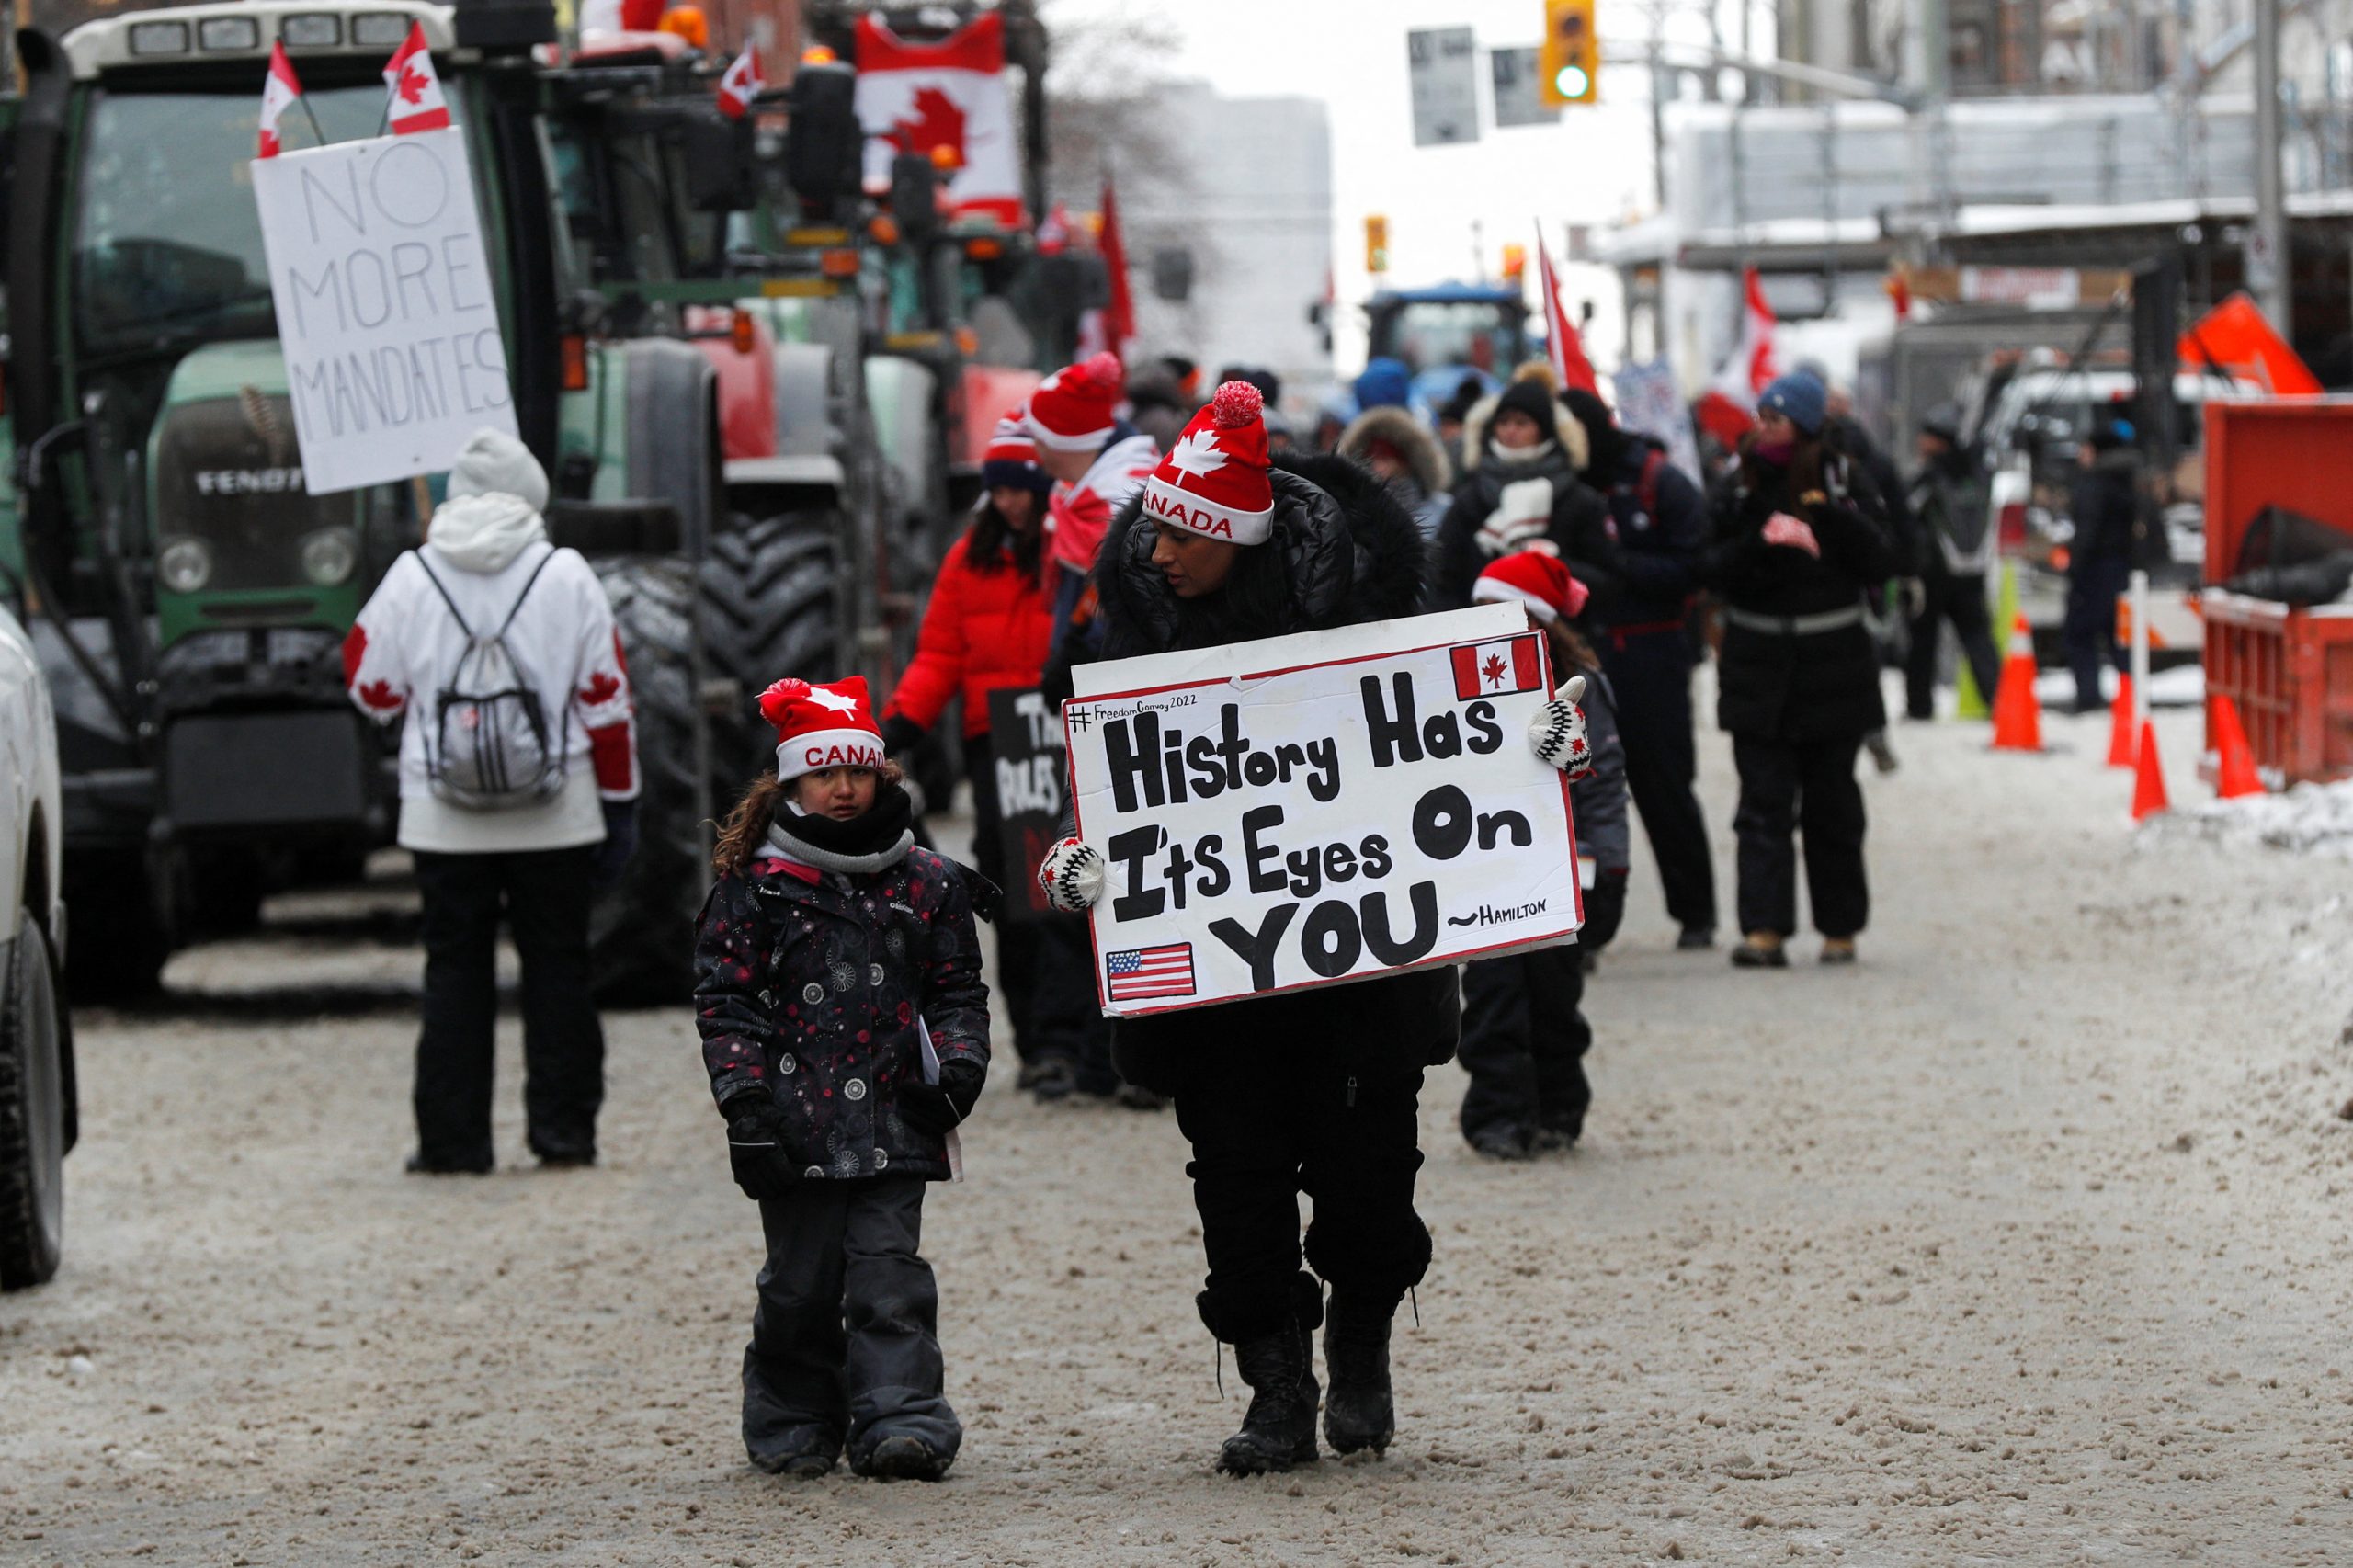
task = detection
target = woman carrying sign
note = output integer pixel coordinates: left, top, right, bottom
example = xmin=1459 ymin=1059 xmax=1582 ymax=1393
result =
xmin=1703 ymin=372 xmax=1899 ymax=969
xmin=1033 ymin=383 xmax=1597 ymax=1476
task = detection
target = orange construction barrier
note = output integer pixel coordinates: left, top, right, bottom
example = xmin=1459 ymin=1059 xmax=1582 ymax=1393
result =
xmin=1991 ymin=614 xmax=2043 ymax=752
xmin=2105 ymin=674 xmax=2137 ymax=768
xmin=2211 ymin=695 xmax=2265 ymax=799
xmin=2131 ymin=720 xmax=2169 ymax=821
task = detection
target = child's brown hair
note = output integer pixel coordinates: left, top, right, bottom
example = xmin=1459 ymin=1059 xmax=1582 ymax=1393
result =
xmin=711 ymin=759 xmax=905 ymax=875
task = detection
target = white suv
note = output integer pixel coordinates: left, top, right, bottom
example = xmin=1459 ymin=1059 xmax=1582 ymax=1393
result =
xmin=0 ymin=603 xmax=71 ymax=1290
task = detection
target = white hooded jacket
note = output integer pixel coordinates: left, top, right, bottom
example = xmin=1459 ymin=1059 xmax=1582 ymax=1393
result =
xmin=345 ymin=493 xmax=639 ymax=853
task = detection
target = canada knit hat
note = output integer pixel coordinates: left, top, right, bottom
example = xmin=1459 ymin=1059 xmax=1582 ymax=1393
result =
xmin=1140 ymin=381 xmax=1275 ymax=546
xmin=980 ymin=410 xmax=1051 ymax=495
xmin=446 ymin=426 xmax=549 ymax=514
xmin=1474 ymin=550 xmax=1590 ymax=625
xmin=1026 ymin=352 xmax=1125 ymax=450
xmin=760 ymin=676 xmax=886 ymax=783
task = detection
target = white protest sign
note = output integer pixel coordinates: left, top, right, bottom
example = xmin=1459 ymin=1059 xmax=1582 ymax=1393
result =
xmin=1066 ymin=605 xmax=1582 ymax=1018
xmin=251 ymin=128 xmax=515 ymax=495
xmin=1612 ymin=357 xmax=1705 ymax=488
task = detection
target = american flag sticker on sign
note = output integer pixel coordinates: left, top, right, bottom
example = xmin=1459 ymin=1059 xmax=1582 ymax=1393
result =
xmin=1449 ymin=634 xmax=1543 ymax=700
xmin=1105 ymin=942 xmax=1196 ymax=1003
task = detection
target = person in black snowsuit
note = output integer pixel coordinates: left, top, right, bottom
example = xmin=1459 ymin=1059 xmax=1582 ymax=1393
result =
xmin=1559 ymin=387 xmax=1720 ymax=948
xmin=1033 ymin=381 xmax=1596 ymax=1476
xmin=694 ymin=677 xmax=991 ymax=1483
xmin=1431 ymin=374 xmax=1602 ymax=610
xmin=2064 ymin=419 xmax=2143 ymax=713
xmin=1456 ymin=551 xmax=1628 ymax=1160
xmin=1904 ymin=405 xmax=2003 ymax=720
xmin=1704 ymin=373 xmax=1899 ymax=969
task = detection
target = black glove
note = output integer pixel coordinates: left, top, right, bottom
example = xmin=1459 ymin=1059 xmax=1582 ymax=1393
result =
xmin=592 ymin=801 xmax=640 ymax=890
xmin=879 ymin=714 xmax=926 ymax=756
xmin=722 ymin=1094 xmax=799 ymax=1201
xmin=899 ymin=1057 xmax=983 ymax=1137
xmin=1582 ymin=868 xmax=1629 ymax=954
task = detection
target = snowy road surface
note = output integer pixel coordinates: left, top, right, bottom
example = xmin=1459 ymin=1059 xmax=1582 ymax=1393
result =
xmin=6 ymin=689 xmax=2352 ymax=1565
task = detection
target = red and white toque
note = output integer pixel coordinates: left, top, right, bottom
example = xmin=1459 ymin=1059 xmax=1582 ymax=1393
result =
xmin=1473 ymin=550 xmax=1589 ymax=624
xmin=1025 ymin=351 xmax=1125 ymax=450
xmin=1141 ymin=381 xmax=1275 ymax=546
xmin=760 ymin=676 xmax=886 ymax=781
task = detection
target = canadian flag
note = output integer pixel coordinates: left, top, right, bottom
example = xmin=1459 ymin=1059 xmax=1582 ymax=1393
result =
xmin=256 ymin=40 xmax=303 ymax=159
xmin=381 ymin=22 xmax=451 ymax=135
xmin=1537 ymin=227 xmax=1599 ymax=396
xmin=1709 ymin=266 xmax=1779 ymax=411
xmin=852 ymin=12 xmax=1022 ymax=226
xmin=717 ymin=47 xmax=763 ymax=119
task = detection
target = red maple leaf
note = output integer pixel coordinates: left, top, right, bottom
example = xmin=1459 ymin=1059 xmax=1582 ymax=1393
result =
xmin=357 ymin=678 xmax=404 ymax=712
xmin=891 ymin=86 xmax=964 ymax=159
xmin=396 ymin=63 xmax=429 ymax=106
xmin=579 ymin=671 xmax=621 ymax=706
xmin=1482 ymin=653 xmax=1506 ymax=688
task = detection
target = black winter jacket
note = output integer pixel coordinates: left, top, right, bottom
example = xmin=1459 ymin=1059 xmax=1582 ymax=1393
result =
xmin=1704 ymin=446 xmax=1899 ymax=743
xmin=1580 ymin=437 xmax=1709 ymax=628
xmin=1084 ymin=451 xmax=1463 ymax=1094
xmin=2069 ymin=448 xmax=2143 ymax=571
xmin=694 ymin=844 xmax=989 ymax=1181
xmin=1432 ymin=451 xmax=1612 ymax=611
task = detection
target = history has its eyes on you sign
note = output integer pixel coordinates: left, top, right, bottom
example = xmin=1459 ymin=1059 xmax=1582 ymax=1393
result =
xmin=1066 ymin=606 xmax=1584 ymax=1017
xmin=252 ymin=128 xmax=516 ymax=494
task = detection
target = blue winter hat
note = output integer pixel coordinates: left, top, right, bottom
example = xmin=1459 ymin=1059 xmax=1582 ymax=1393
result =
xmin=1354 ymin=357 xmax=1414 ymax=413
xmin=1757 ymin=372 xmax=1827 ymax=436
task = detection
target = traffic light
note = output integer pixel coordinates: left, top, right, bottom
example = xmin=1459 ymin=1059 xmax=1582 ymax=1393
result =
xmin=1500 ymin=243 xmax=1527 ymax=283
xmin=1366 ymin=214 xmax=1390 ymax=274
xmin=1540 ymin=0 xmax=1599 ymax=107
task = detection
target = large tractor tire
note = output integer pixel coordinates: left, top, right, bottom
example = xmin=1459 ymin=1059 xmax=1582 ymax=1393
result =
xmin=590 ymin=558 xmax=711 ymax=1006
xmin=63 ymin=851 xmax=169 ymax=1004
xmin=0 ymin=915 xmax=67 ymax=1290
xmin=699 ymin=510 xmax=843 ymax=803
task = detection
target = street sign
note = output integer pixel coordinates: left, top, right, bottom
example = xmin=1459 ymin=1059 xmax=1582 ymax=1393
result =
xmin=1490 ymin=46 xmax=1557 ymax=128
xmin=1406 ymin=27 xmax=1480 ymax=147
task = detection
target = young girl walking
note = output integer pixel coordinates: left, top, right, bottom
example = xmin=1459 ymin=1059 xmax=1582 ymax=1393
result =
xmin=1457 ymin=551 xmax=1630 ymax=1160
xmin=693 ymin=676 xmax=990 ymax=1482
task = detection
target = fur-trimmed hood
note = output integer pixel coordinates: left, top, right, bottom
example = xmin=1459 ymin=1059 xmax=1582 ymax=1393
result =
xmin=1093 ymin=450 xmax=1429 ymax=658
xmin=1460 ymin=388 xmax=1590 ymax=476
xmin=1337 ymin=405 xmax=1452 ymax=499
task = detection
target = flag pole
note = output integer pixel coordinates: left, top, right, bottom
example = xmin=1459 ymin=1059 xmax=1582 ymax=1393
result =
xmin=301 ymin=93 xmax=327 ymax=148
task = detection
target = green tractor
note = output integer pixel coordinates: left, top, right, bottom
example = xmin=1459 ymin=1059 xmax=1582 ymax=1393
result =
xmin=0 ymin=0 xmax=748 ymax=1000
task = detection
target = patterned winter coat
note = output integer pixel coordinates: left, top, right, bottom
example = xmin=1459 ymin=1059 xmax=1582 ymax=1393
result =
xmin=694 ymin=846 xmax=989 ymax=1181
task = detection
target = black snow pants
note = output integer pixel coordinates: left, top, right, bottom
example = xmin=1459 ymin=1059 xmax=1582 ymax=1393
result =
xmin=1730 ymin=733 xmax=1869 ymax=939
xmin=1599 ymin=625 xmax=1718 ymax=935
xmin=411 ymin=846 xmax=604 ymax=1169
xmin=1904 ymin=570 xmax=2002 ymax=721
xmin=742 ymin=1176 xmax=961 ymax=1471
xmin=2065 ymin=555 xmax=2131 ymax=713
xmin=964 ymin=738 xmax=1113 ymax=1089
xmin=1171 ymin=1026 xmax=1431 ymax=1343
xmin=1458 ymin=943 xmax=1591 ymax=1144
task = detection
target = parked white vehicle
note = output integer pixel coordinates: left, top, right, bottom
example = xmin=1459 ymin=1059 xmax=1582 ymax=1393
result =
xmin=0 ymin=603 xmax=72 ymax=1290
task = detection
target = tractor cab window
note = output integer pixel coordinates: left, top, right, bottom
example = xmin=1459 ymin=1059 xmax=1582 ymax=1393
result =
xmin=73 ymin=84 xmax=454 ymax=360
xmin=1371 ymin=301 xmax=1517 ymax=376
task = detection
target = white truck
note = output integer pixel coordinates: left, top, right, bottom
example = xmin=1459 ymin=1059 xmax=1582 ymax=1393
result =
xmin=0 ymin=603 xmax=73 ymax=1290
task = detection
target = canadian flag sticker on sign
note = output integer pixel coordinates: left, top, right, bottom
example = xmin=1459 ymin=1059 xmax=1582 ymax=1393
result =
xmin=1450 ymin=635 xmax=1543 ymax=700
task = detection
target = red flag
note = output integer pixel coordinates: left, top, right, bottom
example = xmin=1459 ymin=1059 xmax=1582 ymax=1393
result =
xmin=717 ymin=48 xmax=764 ymax=119
xmin=1709 ymin=266 xmax=1779 ymax=411
xmin=2178 ymin=292 xmax=2322 ymax=395
xmin=1098 ymin=177 xmax=1136 ymax=363
xmin=1450 ymin=636 xmax=1543 ymax=700
xmin=257 ymin=40 xmax=303 ymax=159
xmin=381 ymin=22 xmax=451 ymax=135
xmin=1537 ymin=226 xmax=1598 ymax=395
xmin=851 ymin=11 xmax=1022 ymax=226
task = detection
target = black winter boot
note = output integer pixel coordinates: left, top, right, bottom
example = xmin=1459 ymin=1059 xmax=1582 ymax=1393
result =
xmin=1215 ymin=1276 xmax=1322 ymax=1476
xmin=1322 ymin=1288 xmax=1403 ymax=1455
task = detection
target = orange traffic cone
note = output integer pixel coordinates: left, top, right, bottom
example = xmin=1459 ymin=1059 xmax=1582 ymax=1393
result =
xmin=1990 ymin=614 xmax=2042 ymax=752
xmin=2131 ymin=720 xmax=2169 ymax=821
xmin=2212 ymin=695 xmax=2264 ymax=799
xmin=2105 ymin=675 xmax=2137 ymax=768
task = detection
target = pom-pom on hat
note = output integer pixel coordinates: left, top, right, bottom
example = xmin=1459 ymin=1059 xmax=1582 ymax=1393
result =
xmin=759 ymin=676 xmax=886 ymax=783
xmin=1142 ymin=381 xmax=1276 ymax=547
xmin=1473 ymin=551 xmax=1589 ymax=625
xmin=1025 ymin=351 xmax=1125 ymax=450
xmin=981 ymin=409 xmax=1051 ymax=495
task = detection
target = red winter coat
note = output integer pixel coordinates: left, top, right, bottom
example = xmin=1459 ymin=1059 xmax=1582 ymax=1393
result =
xmin=885 ymin=528 xmax=1054 ymax=738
